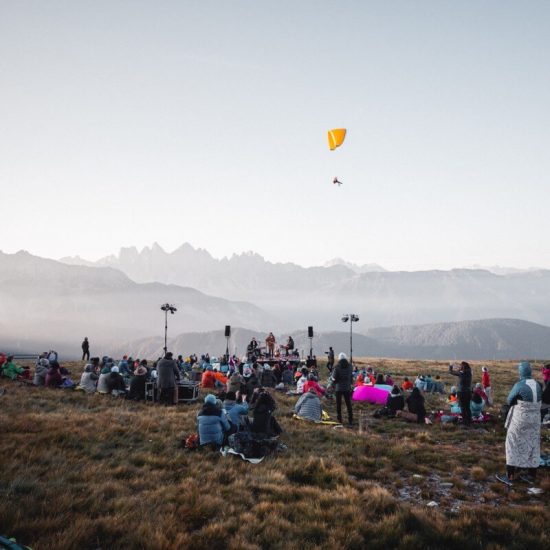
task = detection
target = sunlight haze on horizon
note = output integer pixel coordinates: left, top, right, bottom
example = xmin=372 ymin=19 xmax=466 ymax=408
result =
xmin=1 ymin=1 xmax=549 ymax=271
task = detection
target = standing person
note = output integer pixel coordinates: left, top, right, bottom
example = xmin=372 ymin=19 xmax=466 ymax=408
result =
xmin=332 ymin=352 xmax=353 ymax=427
xmin=449 ymin=361 xmax=472 ymax=427
xmin=496 ymin=362 xmax=542 ymax=485
xmin=81 ymin=337 xmax=90 ymax=361
xmin=265 ymin=332 xmax=276 ymax=358
xmin=326 ymin=347 xmax=335 ymax=373
xmin=481 ymin=366 xmax=493 ymax=405
xmin=156 ymin=352 xmax=181 ymax=405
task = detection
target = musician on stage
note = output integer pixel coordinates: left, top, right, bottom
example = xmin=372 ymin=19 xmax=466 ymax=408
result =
xmin=265 ymin=332 xmax=276 ymax=358
xmin=283 ymin=335 xmax=294 ymax=356
xmin=247 ymin=337 xmax=258 ymax=360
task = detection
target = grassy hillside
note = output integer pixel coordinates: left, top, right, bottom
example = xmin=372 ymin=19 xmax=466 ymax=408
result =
xmin=1 ymin=359 xmax=549 ymax=549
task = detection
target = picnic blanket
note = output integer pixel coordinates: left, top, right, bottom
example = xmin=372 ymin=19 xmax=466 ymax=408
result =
xmin=293 ymin=412 xmax=342 ymax=426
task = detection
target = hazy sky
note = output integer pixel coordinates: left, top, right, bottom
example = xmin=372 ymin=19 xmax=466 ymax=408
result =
xmin=1 ymin=1 xmax=549 ymax=270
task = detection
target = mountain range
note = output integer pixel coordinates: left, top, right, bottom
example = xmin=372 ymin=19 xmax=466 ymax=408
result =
xmin=61 ymin=242 xmax=550 ymax=329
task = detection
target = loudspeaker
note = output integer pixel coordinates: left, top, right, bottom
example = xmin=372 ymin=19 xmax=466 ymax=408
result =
xmin=308 ymin=326 xmax=314 ymax=338
xmin=225 ymin=325 xmax=231 ymax=338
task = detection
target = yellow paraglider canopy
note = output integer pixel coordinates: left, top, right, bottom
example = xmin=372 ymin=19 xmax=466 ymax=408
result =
xmin=328 ymin=128 xmax=347 ymax=150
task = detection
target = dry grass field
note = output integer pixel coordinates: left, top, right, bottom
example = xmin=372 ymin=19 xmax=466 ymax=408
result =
xmin=1 ymin=358 xmax=549 ymax=549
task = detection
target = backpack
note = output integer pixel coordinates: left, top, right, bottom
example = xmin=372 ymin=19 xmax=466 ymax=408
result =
xmin=185 ymin=433 xmax=199 ymax=450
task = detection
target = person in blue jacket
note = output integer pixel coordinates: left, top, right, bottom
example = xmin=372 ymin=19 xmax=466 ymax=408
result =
xmin=197 ymin=394 xmax=230 ymax=446
xmin=496 ymin=362 xmax=542 ymax=485
xmin=222 ymin=391 xmax=249 ymax=431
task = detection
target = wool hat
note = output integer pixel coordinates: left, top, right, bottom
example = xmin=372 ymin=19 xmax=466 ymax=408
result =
xmin=111 ymin=366 xmax=119 ymax=373
xmin=338 ymin=352 xmax=347 ymax=361
xmin=204 ymin=394 xmax=216 ymax=404
xmin=482 ymin=366 xmax=488 ymax=372
xmin=135 ymin=366 xmax=147 ymax=376
xmin=450 ymin=386 xmax=457 ymax=394
xmin=206 ymin=365 xmax=213 ymax=371
xmin=243 ymin=366 xmax=252 ymax=378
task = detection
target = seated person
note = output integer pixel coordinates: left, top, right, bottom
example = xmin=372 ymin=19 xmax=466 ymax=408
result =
xmin=385 ymin=374 xmax=394 ymax=387
xmin=414 ymin=375 xmax=427 ymax=392
xmin=213 ymin=368 xmax=228 ymax=388
xmin=45 ymin=362 xmax=63 ymax=387
xmin=197 ymin=394 xmax=230 ymax=446
xmin=355 ymin=369 xmax=368 ymax=386
xmin=375 ymin=373 xmax=386 ymax=385
xmin=432 ymin=375 xmax=445 ymax=394
xmin=243 ymin=366 xmax=261 ymax=401
xmin=118 ymin=356 xmax=131 ymax=376
xmin=249 ymin=388 xmax=282 ymax=436
xmin=302 ymin=373 xmax=325 ymax=397
xmin=78 ymin=364 xmax=99 ymax=393
xmin=294 ymin=387 xmax=323 ymax=421
xmin=470 ymin=392 xmax=485 ymax=419
xmin=296 ymin=368 xmax=308 ymax=394
xmin=425 ymin=374 xmax=434 ymax=392
xmin=97 ymin=366 xmax=111 ymax=394
xmin=2 ymin=356 xmax=25 ymax=380
xmin=227 ymin=371 xmax=245 ymax=395
xmin=107 ymin=365 xmax=126 ymax=396
xmin=386 ymin=385 xmax=405 ymax=415
xmin=281 ymin=365 xmax=294 ymax=386
xmin=401 ymin=377 xmax=413 ymax=391
xmin=405 ymin=387 xmax=426 ymax=424
xmin=201 ymin=365 xmax=217 ymax=388
xmin=34 ymin=358 xmax=49 ymax=386
xmin=127 ymin=365 xmax=148 ymax=400
xmin=260 ymin=365 xmax=277 ymax=388
xmin=222 ymin=391 xmax=249 ymax=430
xmin=448 ymin=386 xmax=458 ymax=404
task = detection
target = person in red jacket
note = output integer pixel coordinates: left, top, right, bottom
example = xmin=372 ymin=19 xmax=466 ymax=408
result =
xmin=303 ymin=374 xmax=326 ymax=397
xmin=201 ymin=365 xmax=217 ymax=388
xmin=401 ymin=377 xmax=413 ymax=391
xmin=481 ymin=366 xmax=493 ymax=405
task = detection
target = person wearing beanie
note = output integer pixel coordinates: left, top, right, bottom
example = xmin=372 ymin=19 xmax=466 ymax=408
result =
xmin=295 ymin=387 xmax=323 ymax=422
xmin=497 ymin=362 xmax=542 ymax=485
xmin=331 ymin=352 xmax=353 ymax=426
xmin=386 ymin=385 xmax=405 ymax=415
xmin=197 ymin=394 xmax=230 ymax=446
xmin=107 ymin=365 xmax=126 ymax=396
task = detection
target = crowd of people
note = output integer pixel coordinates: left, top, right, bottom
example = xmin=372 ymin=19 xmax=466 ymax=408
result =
xmin=1 ymin=346 xmax=548 ymax=480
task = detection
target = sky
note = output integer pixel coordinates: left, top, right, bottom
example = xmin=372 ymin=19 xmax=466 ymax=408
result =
xmin=1 ymin=1 xmax=549 ymax=271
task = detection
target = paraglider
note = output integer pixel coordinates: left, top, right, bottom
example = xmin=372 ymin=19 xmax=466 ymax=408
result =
xmin=328 ymin=128 xmax=347 ymax=150
xmin=328 ymin=128 xmax=347 ymax=186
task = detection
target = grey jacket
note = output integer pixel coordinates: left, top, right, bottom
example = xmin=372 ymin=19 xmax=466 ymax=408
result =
xmin=79 ymin=371 xmax=99 ymax=393
xmin=157 ymin=358 xmax=180 ymax=389
xmin=34 ymin=364 xmax=49 ymax=386
xmin=295 ymin=391 xmax=322 ymax=421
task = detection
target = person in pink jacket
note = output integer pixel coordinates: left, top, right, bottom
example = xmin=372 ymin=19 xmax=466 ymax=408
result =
xmin=303 ymin=374 xmax=326 ymax=397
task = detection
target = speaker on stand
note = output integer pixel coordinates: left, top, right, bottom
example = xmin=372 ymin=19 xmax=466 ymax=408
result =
xmin=307 ymin=326 xmax=314 ymax=358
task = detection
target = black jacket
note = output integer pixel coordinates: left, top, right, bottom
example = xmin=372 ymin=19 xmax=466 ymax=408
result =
xmin=449 ymin=366 xmax=472 ymax=391
xmin=406 ymin=389 xmax=426 ymax=423
xmin=386 ymin=393 xmax=405 ymax=412
xmin=127 ymin=374 xmax=146 ymax=400
xmin=332 ymin=359 xmax=353 ymax=392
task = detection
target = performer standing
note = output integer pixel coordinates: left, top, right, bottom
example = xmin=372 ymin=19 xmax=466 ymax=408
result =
xmin=265 ymin=332 xmax=276 ymax=358
xmin=326 ymin=346 xmax=335 ymax=372
xmin=81 ymin=337 xmax=90 ymax=361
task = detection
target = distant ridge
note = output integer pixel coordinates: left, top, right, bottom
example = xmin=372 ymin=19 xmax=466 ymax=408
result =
xmin=107 ymin=318 xmax=550 ymax=361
